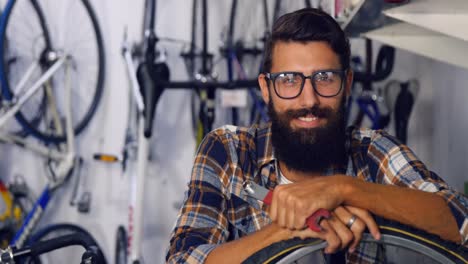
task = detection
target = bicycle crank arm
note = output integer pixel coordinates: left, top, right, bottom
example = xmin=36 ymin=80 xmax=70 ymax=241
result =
xmin=243 ymin=181 xmax=331 ymax=232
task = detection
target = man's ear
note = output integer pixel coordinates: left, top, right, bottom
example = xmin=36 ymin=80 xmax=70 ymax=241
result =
xmin=258 ymin=73 xmax=270 ymax=104
xmin=344 ymin=69 xmax=353 ymax=97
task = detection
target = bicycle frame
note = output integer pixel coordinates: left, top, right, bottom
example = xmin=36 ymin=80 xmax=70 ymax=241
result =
xmin=0 ymin=54 xmax=78 ymax=249
xmin=121 ymin=33 xmax=150 ymax=264
xmin=114 ymin=0 xmax=165 ymax=262
xmin=0 ymin=54 xmax=75 ymax=174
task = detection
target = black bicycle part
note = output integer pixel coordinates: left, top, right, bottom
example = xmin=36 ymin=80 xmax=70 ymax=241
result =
xmin=182 ymin=0 xmax=269 ymax=136
xmin=21 ymin=223 xmax=107 ymax=264
xmin=273 ymin=0 xmax=282 ymax=24
xmin=159 ymin=80 xmax=259 ymax=90
xmin=6 ymin=229 xmax=105 ymax=264
xmin=200 ymin=0 xmax=215 ymax=135
xmin=350 ymin=41 xmax=395 ymax=127
xmin=0 ymin=0 xmax=106 ymax=143
xmin=222 ymin=0 xmax=266 ymax=59
xmin=353 ymin=44 xmax=395 ymax=84
xmin=133 ymin=0 xmax=170 ymax=139
xmin=242 ymin=216 xmax=467 ymax=264
xmin=201 ymin=0 xmax=209 ymax=76
xmin=242 ymin=237 xmax=323 ymax=264
xmin=394 ymin=81 xmax=414 ymax=144
xmin=181 ymin=0 xmax=215 ymax=137
xmin=271 ymin=0 xmax=314 ymax=24
xmin=227 ymin=0 xmax=238 ymax=125
xmin=137 ymin=61 xmax=169 ymax=138
xmin=179 ymin=0 xmax=211 ymax=75
xmin=224 ymin=0 xmax=270 ymax=126
xmin=180 ymin=0 xmax=200 ymax=77
xmin=114 ymin=226 xmax=127 ymax=264
xmin=142 ymin=0 xmax=157 ymax=38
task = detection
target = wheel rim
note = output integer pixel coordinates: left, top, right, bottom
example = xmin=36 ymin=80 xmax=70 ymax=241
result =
xmin=0 ymin=0 xmax=105 ymax=143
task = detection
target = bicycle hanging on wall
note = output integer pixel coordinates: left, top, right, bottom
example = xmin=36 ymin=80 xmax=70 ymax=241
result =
xmin=0 ymin=0 xmax=107 ymax=262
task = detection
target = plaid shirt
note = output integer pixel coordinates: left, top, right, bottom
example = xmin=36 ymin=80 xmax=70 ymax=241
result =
xmin=166 ymin=123 xmax=468 ymax=263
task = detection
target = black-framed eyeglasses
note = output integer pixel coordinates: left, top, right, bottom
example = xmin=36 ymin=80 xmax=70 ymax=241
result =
xmin=264 ymin=69 xmax=347 ymax=99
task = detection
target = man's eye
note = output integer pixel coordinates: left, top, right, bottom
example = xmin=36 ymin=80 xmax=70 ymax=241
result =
xmin=315 ymin=72 xmax=334 ymax=82
xmin=279 ymin=74 xmax=299 ymax=84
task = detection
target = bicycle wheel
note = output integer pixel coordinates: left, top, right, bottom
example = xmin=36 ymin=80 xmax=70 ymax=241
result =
xmin=272 ymin=0 xmax=311 ymax=23
xmin=114 ymin=226 xmax=127 ymax=264
xmin=0 ymin=0 xmax=105 ymax=143
xmin=224 ymin=0 xmax=269 ymax=126
xmin=22 ymin=223 xmax=107 ymax=264
xmin=0 ymin=0 xmax=47 ymax=136
xmin=243 ymin=216 xmax=468 ymax=264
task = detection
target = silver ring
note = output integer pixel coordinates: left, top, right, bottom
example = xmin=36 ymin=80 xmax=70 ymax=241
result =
xmin=346 ymin=215 xmax=357 ymax=228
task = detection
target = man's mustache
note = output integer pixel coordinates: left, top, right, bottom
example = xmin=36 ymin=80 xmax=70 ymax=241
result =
xmin=284 ymin=105 xmax=333 ymax=119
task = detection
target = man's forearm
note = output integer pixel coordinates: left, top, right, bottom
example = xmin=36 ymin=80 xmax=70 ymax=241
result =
xmin=342 ymin=177 xmax=461 ymax=243
xmin=205 ymin=223 xmax=290 ymax=264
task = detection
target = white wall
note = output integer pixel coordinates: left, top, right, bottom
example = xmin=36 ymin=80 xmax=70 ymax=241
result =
xmin=0 ymin=1 xmax=467 ymax=263
xmin=431 ymin=62 xmax=468 ymax=191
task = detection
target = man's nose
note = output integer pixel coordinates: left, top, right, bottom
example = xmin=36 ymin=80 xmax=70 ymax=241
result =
xmin=297 ymin=78 xmax=320 ymax=107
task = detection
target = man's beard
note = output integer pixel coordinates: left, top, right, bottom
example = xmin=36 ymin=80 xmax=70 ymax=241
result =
xmin=269 ymin=98 xmax=347 ymax=174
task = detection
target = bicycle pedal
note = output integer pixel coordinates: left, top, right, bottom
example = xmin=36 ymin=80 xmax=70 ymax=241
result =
xmin=93 ymin=153 xmax=121 ymax=163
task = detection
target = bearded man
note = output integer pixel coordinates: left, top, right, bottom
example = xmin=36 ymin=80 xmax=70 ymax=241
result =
xmin=166 ymin=7 xmax=467 ymax=264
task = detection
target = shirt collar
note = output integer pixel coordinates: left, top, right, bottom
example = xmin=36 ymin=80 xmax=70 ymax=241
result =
xmin=255 ymin=122 xmax=276 ymax=169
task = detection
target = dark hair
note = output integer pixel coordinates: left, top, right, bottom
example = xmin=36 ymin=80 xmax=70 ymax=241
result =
xmin=262 ymin=8 xmax=350 ymax=73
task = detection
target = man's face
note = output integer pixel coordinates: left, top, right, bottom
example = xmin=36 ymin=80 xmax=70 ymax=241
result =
xmin=258 ymin=41 xmax=353 ymax=173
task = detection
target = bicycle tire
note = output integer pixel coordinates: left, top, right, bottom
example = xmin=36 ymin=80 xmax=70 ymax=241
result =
xmin=226 ymin=0 xmax=268 ymax=76
xmin=185 ymin=0 xmax=203 ymax=145
xmin=114 ymin=225 xmax=127 ymax=264
xmin=0 ymin=0 xmax=48 ymax=136
xmin=225 ymin=0 xmax=269 ymax=126
xmin=273 ymin=0 xmax=318 ymax=22
xmin=243 ymin=216 xmax=468 ymax=264
xmin=0 ymin=0 xmax=105 ymax=143
xmin=272 ymin=0 xmax=325 ymax=23
xmin=22 ymin=223 xmax=107 ymax=264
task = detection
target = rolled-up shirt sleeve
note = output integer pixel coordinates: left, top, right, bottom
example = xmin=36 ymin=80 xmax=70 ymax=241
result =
xmin=427 ymin=171 xmax=468 ymax=245
xmin=166 ymin=132 xmax=232 ymax=263
xmin=369 ymin=131 xmax=468 ymax=245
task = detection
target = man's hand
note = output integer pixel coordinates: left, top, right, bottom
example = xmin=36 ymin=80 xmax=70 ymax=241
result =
xmin=330 ymin=206 xmax=381 ymax=252
xmin=279 ymin=205 xmax=379 ymax=253
xmin=268 ymin=176 xmax=382 ymax=253
xmin=269 ymin=175 xmax=348 ymax=229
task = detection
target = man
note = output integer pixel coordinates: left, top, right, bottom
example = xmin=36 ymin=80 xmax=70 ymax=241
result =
xmin=166 ymin=8 xmax=467 ymax=264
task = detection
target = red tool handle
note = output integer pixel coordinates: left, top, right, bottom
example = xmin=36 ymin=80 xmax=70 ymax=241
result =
xmin=263 ymin=191 xmax=331 ymax=232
